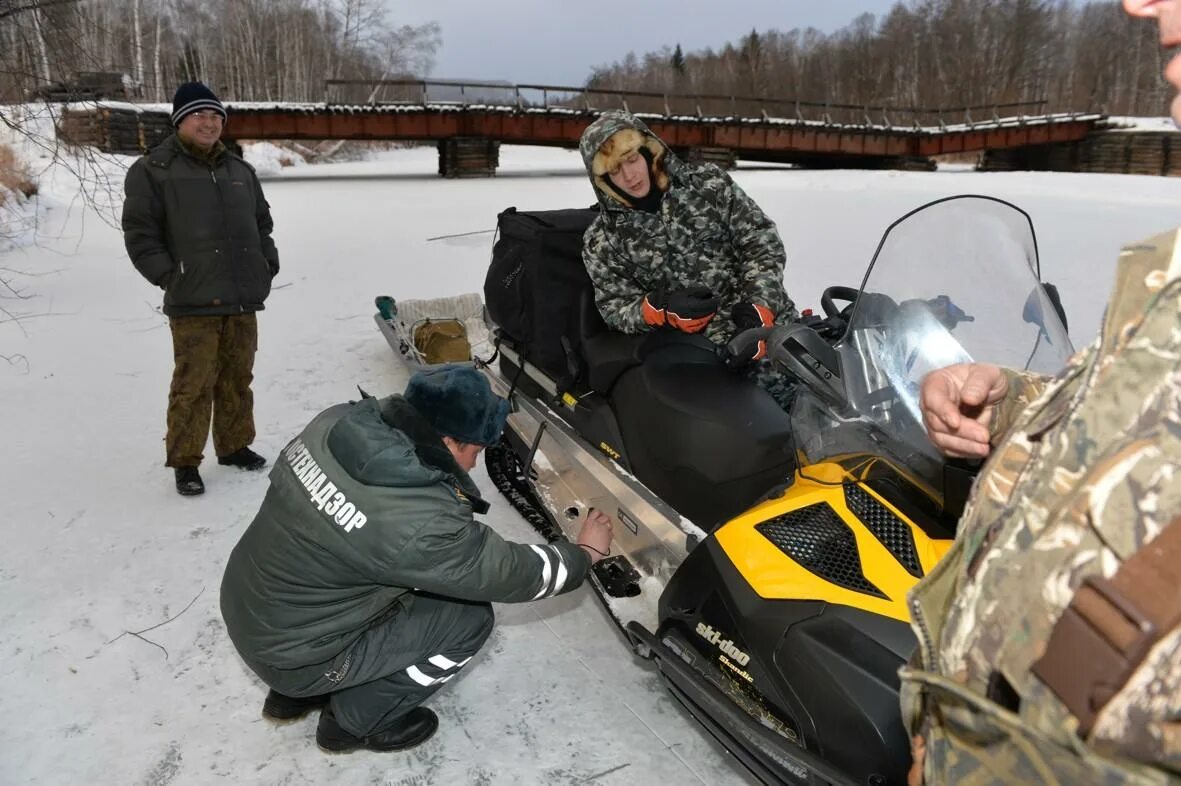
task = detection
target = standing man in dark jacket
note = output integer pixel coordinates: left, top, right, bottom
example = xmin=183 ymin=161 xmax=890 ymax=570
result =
xmin=220 ymin=364 xmax=614 ymax=753
xmin=122 ymin=81 xmax=279 ymax=496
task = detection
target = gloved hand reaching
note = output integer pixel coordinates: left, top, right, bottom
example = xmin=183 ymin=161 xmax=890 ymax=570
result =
xmin=642 ymin=286 xmax=720 ymax=333
xmin=727 ymin=302 xmax=776 ymax=364
xmin=731 ymin=301 xmax=776 ymax=330
xmin=724 ymin=326 xmax=774 ymax=368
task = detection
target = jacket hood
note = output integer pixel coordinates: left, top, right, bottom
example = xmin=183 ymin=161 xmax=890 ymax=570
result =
xmin=578 ymin=111 xmax=677 ymax=209
xmin=326 ymin=396 xmax=488 ymax=512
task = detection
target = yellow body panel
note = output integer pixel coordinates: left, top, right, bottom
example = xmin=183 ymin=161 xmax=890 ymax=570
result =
xmin=714 ymin=462 xmax=954 ymax=623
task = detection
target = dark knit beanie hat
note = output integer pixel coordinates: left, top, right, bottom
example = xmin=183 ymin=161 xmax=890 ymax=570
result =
xmin=404 ymin=364 xmax=509 ymax=447
xmin=171 ymin=82 xmax=226 ymax=127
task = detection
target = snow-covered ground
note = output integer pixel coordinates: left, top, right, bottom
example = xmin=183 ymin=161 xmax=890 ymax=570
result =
xmin=4 ymin=130 xmax=1181 ymax=786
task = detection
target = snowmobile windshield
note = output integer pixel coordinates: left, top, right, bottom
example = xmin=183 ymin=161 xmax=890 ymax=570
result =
xmin=837 ymin=195 xmax=1074 ymax=464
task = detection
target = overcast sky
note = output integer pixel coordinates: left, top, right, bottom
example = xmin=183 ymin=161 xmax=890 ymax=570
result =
xmin=397 ymin=0 xmax=915 ymax=87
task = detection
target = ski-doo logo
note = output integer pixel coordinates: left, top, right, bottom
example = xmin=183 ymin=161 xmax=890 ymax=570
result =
xmin=695 ymin=623 xmax=751 ymax=666
xmin=283 ymin=439 xmax=368 ymax=532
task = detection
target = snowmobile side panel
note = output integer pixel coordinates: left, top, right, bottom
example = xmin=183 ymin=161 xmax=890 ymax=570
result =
xmin=483 ymin=365 xmax=700 ymax=631
xmin=657 ymin=537 xmax=914 ymax=785
xmin=497 ymin=348 xmax=634 ymax=471
xmin=626 ymin=622 xmax=859 ymax=786
xmin=714 ymin=464 xmax=953 ymax=623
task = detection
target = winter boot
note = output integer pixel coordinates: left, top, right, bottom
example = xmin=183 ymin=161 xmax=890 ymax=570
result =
xmin=316 ymin=706 xmax=438 ymax=753
xmin=262 ymin=689 xmax=329 ymax=722
xmin=175 ymin=466 xmax=204 ymax=496
xmin=218 ymin=446 xmax=267 ymax=471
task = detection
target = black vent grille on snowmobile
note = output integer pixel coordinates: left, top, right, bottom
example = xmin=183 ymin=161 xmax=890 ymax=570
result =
xmin=843 ymin=483 xmax=923 ymax=578
xmin=755 ymin=503 xmax=888 ymax=599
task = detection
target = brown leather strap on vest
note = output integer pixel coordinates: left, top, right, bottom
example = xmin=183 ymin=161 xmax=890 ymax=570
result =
xmin=1032 ymin=517 xmax=1181 ymax=737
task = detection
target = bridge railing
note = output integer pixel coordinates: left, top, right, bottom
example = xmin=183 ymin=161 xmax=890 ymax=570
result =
xmin=324 ymin=78 xmax=1056 ymax=128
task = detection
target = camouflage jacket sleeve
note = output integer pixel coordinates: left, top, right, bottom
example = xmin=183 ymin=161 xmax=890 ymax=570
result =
xmin=121 ymin=159 xmax=174 ymax=287
xmin=989 ymin=367 xmax=1053 ymax=443
xmin=720 ymin=173 xmax=796 ymax=320
xmin=582 ymin=217 xmax=650 ymax=334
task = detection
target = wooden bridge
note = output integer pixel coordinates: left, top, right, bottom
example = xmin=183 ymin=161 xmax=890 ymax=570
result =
xmin=68 ymin=79 xmax=1105 ymax=175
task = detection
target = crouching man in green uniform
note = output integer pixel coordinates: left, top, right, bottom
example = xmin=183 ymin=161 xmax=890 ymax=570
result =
xmin=219 ymin=364 xmax=613 ymax=752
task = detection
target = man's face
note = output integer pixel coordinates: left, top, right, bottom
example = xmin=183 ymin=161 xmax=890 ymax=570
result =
xmin=449 ymin=441 xmax=484 ymax=472
xmin=177 ymin=110 xmax=224 ymax=151
xmin=610 ymin=149 xmax=651 ymax=199
xmin=1124 ymin=0 xmax=1181 ymax=125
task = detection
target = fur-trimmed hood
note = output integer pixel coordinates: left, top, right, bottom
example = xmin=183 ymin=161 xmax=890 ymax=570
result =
xmin=578 ymin=111 xmax=679 ymax=209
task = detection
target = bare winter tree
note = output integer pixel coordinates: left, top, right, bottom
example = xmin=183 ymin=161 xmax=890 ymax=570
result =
xmin=0 ymin=0 xmax=439 ymax=367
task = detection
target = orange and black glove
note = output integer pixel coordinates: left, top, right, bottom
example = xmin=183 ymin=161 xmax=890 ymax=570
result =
xmin=642 ymin=286 xmax=720 ymax=334
xmin=732 ymin=301 xmax=776 ymax=330
xmin=730 ymin=301 xmax=776 ymax=361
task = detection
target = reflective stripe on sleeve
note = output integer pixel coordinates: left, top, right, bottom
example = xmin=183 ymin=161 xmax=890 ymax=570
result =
xmin=528 ymin=544 xmax=554 ymax=599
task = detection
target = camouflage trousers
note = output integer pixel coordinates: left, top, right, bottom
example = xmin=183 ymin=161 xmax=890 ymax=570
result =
xmin=165 ymin=314 xmax=258 ymax=467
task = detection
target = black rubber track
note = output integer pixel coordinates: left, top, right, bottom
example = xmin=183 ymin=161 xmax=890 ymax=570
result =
xmin=484 ymin=437 xmax=563 ymax=543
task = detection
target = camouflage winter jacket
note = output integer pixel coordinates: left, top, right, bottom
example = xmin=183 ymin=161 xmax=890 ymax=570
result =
xmin=220 ymin=395 xmax=591 ymax=670
xmin=901 ymin=229 xmax=1181 ymax=784
xmin=578 ymin=111 xmax=795 ymax=345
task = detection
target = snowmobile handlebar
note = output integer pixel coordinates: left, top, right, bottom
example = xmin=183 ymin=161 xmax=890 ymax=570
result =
xmin=723 ymin=324 xmax=850 ymax=411
xmin=822 ymin=287 xmax=974 ymax=332
xmin=821 ymin=285 xmax=860 ymax=318
xmin=719 ymin=326 xmax=775 ymax=369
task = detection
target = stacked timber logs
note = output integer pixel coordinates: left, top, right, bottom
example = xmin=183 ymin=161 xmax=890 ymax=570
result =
xmin=980 ymin=129 xmax=1181 ymax=176
xmin=58 ymin=106 xmax=171 ymax=154
xmin=437 ymin=138 xmax=500 ymax=177
xmin=683 ymin=146 xmax=738 ymax=170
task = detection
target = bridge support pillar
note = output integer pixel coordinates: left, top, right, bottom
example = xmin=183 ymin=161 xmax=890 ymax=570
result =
xmin=438 ymin=137 xmax=500 ymax=178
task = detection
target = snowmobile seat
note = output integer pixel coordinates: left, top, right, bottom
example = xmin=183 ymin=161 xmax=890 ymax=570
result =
xmin=578 ymin=293 xmax=723 ymax=394
xmin=575 ymin=291 xmax=798 ymax=528
xmin=610 ymin=337 xmax=798 ymax=529
xmin=578 ymin=289 xmax=642 ymax=394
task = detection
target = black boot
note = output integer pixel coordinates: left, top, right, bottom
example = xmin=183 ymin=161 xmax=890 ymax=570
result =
xmin=262 ymin=689 xmax=329 ymax=722
xmin=218 ymin=446 xmax=267 ymax=471
xmin=175 ymin=466 xmax=204 ymax=496
xmin=316 ymin=706 xmax=438 ymax=753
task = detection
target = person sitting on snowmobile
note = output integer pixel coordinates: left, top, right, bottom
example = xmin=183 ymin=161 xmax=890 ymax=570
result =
xmin=903 ymin=4 xmax=1181 ymax=780
xmin=219 ymin=364 xmax=613 ymax=753
xmin=578 ymin=110 xmax=797 ymax=408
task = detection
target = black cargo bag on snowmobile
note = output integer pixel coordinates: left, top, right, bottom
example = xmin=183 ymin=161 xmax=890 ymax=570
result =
xmin=483 ymin=206 xmax=598 ymax=384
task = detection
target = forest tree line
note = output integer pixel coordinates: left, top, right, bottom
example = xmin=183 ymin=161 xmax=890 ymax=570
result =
xmin=0 ymin=0 xmax=1172 ymax=118
xmin=588 ymin=0 xmax=1170 ymax=119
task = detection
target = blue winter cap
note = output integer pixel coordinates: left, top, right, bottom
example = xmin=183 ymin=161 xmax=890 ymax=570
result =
xmin=404 ymin=364 xmax=509 ymax=447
